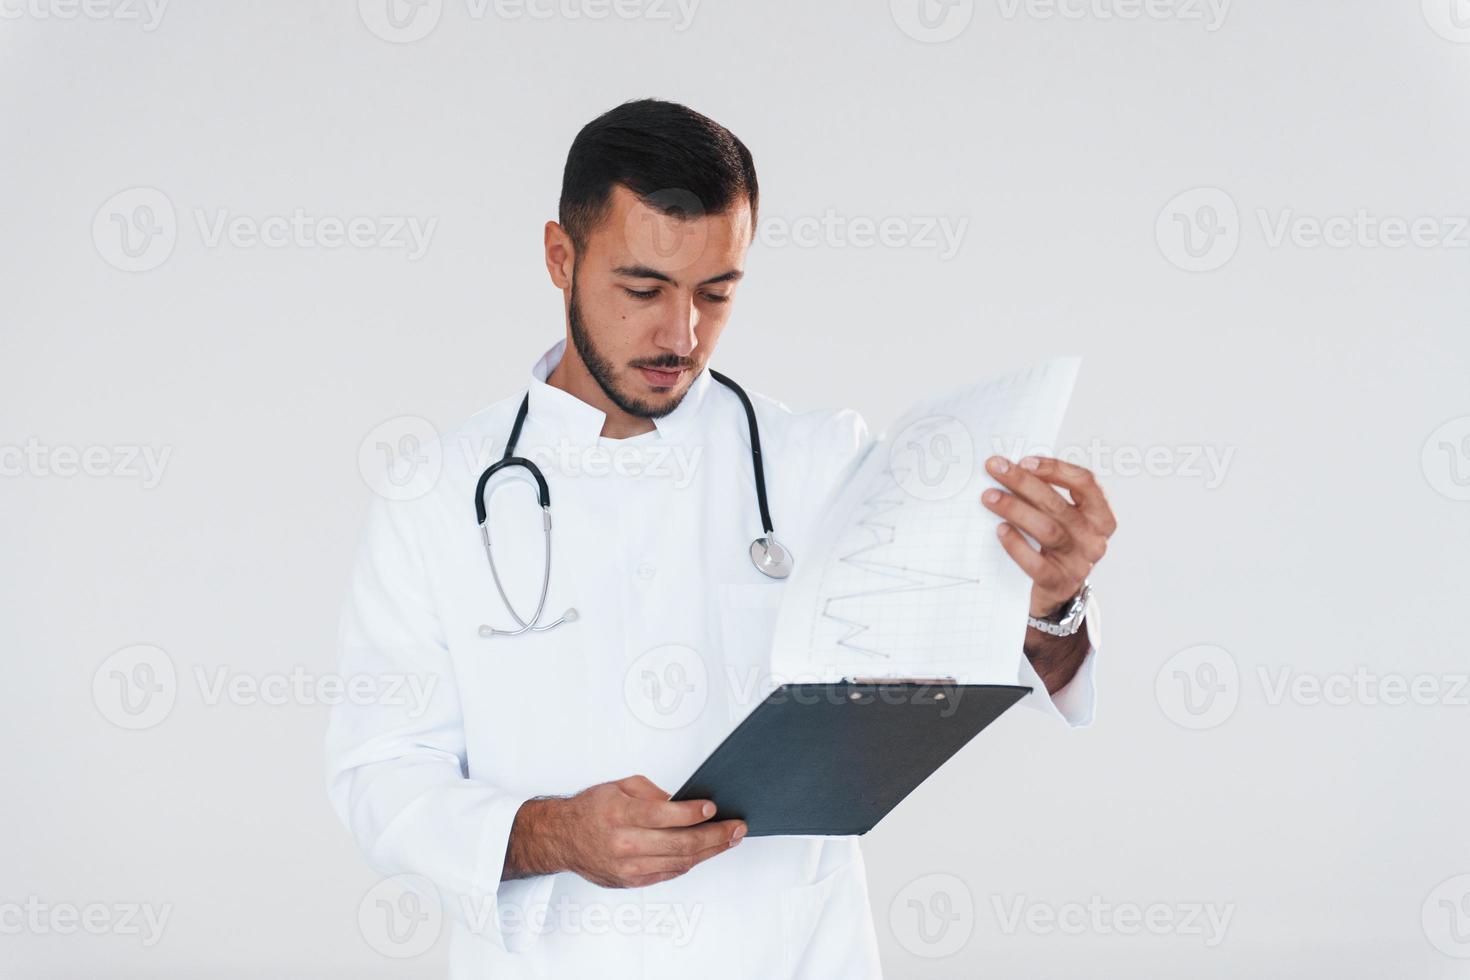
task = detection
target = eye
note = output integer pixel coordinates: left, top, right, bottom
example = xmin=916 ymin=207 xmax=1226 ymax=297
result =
xmin=624 ymin=287 xmax=659 ymax=300
xmin=701 ymin=293 xmax=731 ymax=304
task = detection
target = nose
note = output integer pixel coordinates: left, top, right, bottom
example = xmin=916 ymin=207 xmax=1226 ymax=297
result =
xmin=654 ymin=296 xmax=699 ymax=358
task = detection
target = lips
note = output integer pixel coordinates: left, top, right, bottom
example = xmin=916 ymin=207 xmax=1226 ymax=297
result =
xmin=637 ymin=366 xmax=685 ymax=388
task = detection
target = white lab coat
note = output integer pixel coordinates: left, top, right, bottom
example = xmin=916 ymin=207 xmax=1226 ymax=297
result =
xmin=325 ymin=340 xmax=1097 ymax=978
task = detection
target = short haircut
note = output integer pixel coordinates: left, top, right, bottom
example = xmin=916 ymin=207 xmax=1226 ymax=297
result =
xmin=558 ymin=98 xmax=759 ymax=252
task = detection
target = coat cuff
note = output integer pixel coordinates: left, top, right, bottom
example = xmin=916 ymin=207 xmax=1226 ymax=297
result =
xmin=1016 ymin=592 xmax=1101 ymax=728
xmin=473 ymin=796 xmax=558 ymax=953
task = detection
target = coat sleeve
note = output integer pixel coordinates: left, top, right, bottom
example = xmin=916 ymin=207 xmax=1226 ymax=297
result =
xmin=324 ymin=495 xmax=554 ymax=953
xmin=1015 ymin=591 xmax=1101 ymax=727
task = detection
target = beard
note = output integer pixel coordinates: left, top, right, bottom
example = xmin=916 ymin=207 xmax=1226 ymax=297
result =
xmin=568 ymin=276 xmax=696 ymax=420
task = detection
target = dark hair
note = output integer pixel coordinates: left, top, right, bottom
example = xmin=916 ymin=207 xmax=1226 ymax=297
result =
xmin=558 ymin=98 xmax=759 ymax=252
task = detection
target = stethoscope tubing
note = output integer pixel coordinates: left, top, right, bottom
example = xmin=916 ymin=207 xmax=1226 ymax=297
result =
xmin=473 ymin=370 xmax=787 ymax=638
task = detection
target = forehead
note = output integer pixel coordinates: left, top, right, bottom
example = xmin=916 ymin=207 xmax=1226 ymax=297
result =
xmin=584 ymin=183 xmax=752 ymax=277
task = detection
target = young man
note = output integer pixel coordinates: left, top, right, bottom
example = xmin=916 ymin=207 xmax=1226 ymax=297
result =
xmin=326 ymin=98 xmax=1114 ymax=978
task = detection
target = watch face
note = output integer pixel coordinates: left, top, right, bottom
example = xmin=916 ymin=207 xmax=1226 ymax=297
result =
xmin=1063 ymin=587 xmax=1090 ymax=627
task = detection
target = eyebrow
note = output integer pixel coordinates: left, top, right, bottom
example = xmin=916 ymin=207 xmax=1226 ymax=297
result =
xmin=612 ymin=265 xmax=744 ymax=287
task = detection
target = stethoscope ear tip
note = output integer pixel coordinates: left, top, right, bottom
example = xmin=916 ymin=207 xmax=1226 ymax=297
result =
xmin=562 ymin=608 xmax=579 ymax=623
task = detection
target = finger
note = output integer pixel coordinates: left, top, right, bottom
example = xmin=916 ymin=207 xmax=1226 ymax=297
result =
xmin=622 ymin=836 xmax=741 ymax=884
xmin=996 ymin=523 xmax=1075 ymax=597
xmin=688 ymin=836 xmax=743 ymax=868
xmin=985 ymin=457 xmax=1086 ymax=534
xmin=1016 ymin=456 xmax=1117 ymax=535
xmin=616 ymin=774 xmax=670 ymax=801
xmin=633 ymin=797 xmax=719 ymax=830
xmin=980 ymin=488 xmax=1069 ymax=550
xmin=646 ymin=819 xmax=745 ymax=857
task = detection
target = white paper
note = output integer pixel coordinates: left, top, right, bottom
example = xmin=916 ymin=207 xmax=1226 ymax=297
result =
xmin=770 ymin=358 xmax=1080 ymax=685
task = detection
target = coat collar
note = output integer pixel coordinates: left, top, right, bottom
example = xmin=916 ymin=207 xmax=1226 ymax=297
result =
xmin=527 ymin=339 xmax=714 ymax=444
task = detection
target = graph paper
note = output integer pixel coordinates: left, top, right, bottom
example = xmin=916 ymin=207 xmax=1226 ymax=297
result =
xmin=770 ymin=358 xmax=1080 ymax=684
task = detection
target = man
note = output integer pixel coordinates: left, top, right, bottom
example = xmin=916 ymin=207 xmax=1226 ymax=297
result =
xmin=326 ymin=98 xmax=1115 ymax=978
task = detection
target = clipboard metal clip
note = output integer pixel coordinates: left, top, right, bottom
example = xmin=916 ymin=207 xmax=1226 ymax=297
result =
xmin=840 ymin=676 xmax=960 ymax=702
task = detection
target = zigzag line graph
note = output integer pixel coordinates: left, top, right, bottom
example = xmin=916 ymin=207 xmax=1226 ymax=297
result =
xmin=816 ymin=459 xmax=984 ymax=661
xmin=773 ymin=358 xmax=1078 ymax=680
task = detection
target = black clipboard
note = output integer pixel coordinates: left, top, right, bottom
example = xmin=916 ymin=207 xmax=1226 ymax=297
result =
xmin=670 ymin=679 xmax=1031 ymax=836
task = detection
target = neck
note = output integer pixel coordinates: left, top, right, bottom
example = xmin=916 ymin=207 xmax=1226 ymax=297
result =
xmin=546 ymin=341 xmax=655 ymax=440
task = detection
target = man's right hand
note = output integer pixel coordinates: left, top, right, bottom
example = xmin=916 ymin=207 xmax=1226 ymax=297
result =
xmin=503 ymin=775 xmax=747 ymax=889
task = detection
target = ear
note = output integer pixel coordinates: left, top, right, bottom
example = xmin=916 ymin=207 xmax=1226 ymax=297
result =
xmin=544 ymin=221 xmax=575 ymax=290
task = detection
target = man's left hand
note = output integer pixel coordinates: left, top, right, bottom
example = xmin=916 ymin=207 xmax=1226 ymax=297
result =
xmin=980 ymin=454 xmax=1118 ymax=692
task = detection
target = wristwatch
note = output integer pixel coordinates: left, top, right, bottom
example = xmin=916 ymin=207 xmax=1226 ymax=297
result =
xmin=1026 ymin=581 xmax=1092 ymax=637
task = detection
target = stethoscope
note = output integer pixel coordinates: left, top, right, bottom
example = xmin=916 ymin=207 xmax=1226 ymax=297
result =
xmin=473 ymin=370 xmax=793 ymax=639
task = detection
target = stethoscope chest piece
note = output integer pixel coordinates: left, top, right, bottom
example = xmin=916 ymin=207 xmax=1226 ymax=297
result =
xmin=750 ymin=535 xmax=794 ymax=579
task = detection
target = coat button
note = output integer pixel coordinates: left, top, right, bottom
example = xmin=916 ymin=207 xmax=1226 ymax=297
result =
xmin=636 ymin=561 xmax=657 ymax=580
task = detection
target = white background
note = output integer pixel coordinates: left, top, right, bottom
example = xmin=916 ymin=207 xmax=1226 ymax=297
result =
xmin=3 ymin=0 xmax=1470 ymax=976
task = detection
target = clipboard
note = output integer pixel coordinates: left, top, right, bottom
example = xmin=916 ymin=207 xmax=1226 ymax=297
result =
xmin=670 ymin=679 xmax=1031 ymax=836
